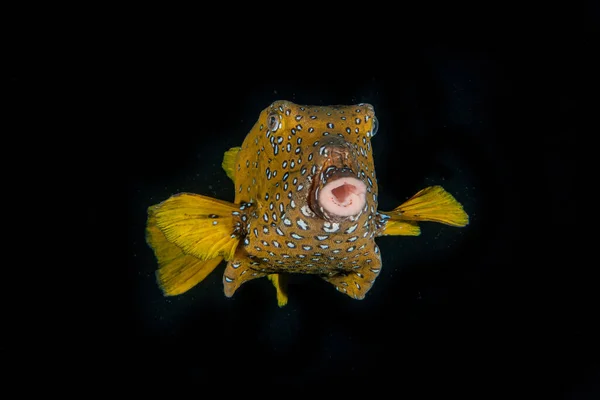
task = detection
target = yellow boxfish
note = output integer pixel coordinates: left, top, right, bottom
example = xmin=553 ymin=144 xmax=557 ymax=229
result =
xmin=146 ymin=100 xmax=469 ymax=306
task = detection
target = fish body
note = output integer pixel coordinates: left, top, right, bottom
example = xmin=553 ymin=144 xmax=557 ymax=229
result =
xmin=146 ymin=100 xmax=469 ymax=305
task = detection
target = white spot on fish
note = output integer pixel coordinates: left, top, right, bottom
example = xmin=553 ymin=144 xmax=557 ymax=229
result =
xmin=297 ymin=219 xmax=309 ymax=230
xmin=345 ymin=224 xmax=358 ymax=234
xmin=301 ymin=205 xmax=315 ymax=217
xmin=323 ymin=222 xmax=340 ymax=233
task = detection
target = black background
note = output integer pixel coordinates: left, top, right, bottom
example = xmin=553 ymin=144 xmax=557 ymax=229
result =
xmin=119 ymin=47 xmax=590 ymax=394
xmin=8 ymin=26 xmax=594 ymax=396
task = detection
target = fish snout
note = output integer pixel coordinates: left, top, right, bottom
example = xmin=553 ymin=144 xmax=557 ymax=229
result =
xmin=317 ymin=136 xmax=356 ymax=168
xmin=309 ymin=137 xmax=367 ymax=220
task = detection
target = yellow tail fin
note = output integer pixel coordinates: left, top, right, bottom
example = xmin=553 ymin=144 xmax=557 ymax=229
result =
xmin=267 ymin=274 xmax=289 ymax=307
xmin=150 ymin=193 xmax=240 ymax=261
xmin=380 ymin=186 xmax=469 ymax=235
xmin=146 ymin=209 xmax=223 ymax=296
xmin=222 ymin=147 xmax=241 ymax=182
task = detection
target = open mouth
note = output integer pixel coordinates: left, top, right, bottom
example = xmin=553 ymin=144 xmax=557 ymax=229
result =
xmin=317 ymin=173 xmax=367 ymax=217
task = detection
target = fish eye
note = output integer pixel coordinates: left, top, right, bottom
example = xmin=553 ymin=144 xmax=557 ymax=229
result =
xmin=267 ymin=113 xmax=279 ymax=131
xmin=371 ymin=116 xmax=378 ymax=136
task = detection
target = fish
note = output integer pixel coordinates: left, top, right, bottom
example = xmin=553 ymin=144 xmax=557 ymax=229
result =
xmin=146 ymin=100 xmax=469 ymax=307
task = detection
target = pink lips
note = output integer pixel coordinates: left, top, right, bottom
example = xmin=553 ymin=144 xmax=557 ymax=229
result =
xmin=317 ymin=177 xmax=367 ymax=217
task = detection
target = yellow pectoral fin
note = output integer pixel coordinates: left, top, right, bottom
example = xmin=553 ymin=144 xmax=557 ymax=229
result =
xmin=150 ymin=193 xmax=240 ymax=261
xmin=147 ymin=211 xmax=223 ymax=296
xmin=222 ymin=146 xmax=241 ymax=182
xmin=267 ymin=274 xmax=289 ymax=307
xmin=384 ymin=186 xmax=469 ymax=227
xmin=382 ymin=220 xmax=421 ymax=236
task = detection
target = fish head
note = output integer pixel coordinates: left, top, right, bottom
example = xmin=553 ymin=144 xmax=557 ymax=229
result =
xmin=259 ymin=100 xmax=380 ymax=220
xmin=240 ymin=100 xmax=382 ymax=274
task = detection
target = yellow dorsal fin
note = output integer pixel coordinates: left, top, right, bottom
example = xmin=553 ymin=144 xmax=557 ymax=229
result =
xmin=146 ymin=209 xmax=223 ymax=296
xmin=151 ymin=193 xmax=240 ymax=261
xmin=222 ymin=146 xmax=241 ymax=182
xmin=267 ymin=274 xmax=289 ymax=307
xmin=380 ymin=186 xmax=469 ymax=233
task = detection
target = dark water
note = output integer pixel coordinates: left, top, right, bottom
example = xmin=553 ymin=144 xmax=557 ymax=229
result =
xmin=66 ymin=47 xmax=591 ymax=395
